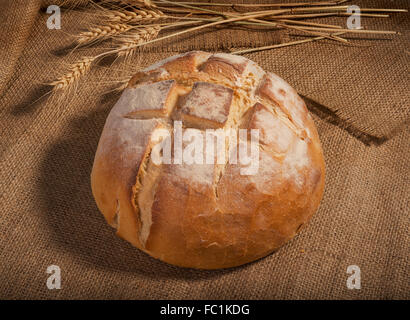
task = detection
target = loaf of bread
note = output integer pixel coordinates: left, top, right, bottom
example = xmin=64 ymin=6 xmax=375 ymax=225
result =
xmin=91 ymin=51 xmax=325 ymax=269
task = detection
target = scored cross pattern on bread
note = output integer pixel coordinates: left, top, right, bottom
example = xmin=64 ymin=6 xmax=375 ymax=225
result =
xmin=91 ymin=51 xmax=325 ymax=269
xmin=122 ymin=80 xmax=181 ymax=119
xmin=180 ymin=81 xmax=234 ymax=129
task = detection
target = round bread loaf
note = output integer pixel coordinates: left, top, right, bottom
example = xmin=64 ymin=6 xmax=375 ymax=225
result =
xmin=91 ymin=51 xmax=325 ymax=269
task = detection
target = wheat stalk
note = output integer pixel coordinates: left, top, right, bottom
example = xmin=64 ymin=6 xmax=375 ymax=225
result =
xmin=106 ymin=8 xmax=164 ymax=24
xmin=77 ymin=23 xmax=132 ymax=45
xmin=154 ymin=1 xmax=347 ymax=8
xmin=117 ymin=26 xmax=161 ymax=58
xmin=232 ymin=32 xmax=346 ymax=55
xmin=120 ymin=0 xmax=155 ymax=8
xmin=50 ymin=56 xmax=94 ymax=90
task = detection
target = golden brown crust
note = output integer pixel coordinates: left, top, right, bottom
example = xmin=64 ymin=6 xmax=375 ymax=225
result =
xmin=91 ymin=51 xmax=326 ymax=269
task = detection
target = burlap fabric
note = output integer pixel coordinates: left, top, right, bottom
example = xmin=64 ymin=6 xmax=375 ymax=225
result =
xmin=0 ymin=0 xmax=408 ymax=299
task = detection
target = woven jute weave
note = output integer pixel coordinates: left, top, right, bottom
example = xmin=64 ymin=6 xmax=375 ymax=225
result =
xmin=0 ymin=0 xmax=408 ymax=299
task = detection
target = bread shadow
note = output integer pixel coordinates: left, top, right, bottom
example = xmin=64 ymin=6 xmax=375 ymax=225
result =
xmin=10 ymin=84 xmax=52 ymax=116
xmin=37 ymin=96 xmax=245 ymax=280
xmin=301 ymin=94 xmax=390 ymax=146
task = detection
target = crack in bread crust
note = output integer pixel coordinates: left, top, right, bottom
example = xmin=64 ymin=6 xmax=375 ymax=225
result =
xmin=132 ymin=122 xmax=172 ymax=247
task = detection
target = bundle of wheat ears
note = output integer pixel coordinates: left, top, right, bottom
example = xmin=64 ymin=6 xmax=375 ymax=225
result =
xmin=49 ymin=0 xmax=407 ymax=92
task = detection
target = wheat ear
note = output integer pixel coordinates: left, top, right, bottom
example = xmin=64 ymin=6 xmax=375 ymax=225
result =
xmin=117 ymin=26 xmax=161 ymax=59
xmin=77 ymin=23 xmax=132 ymax=45
xmin=106 ymin=8 xmax=164 ymax=24
xmin=50 ymin=56 xmax=94 ymax=90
